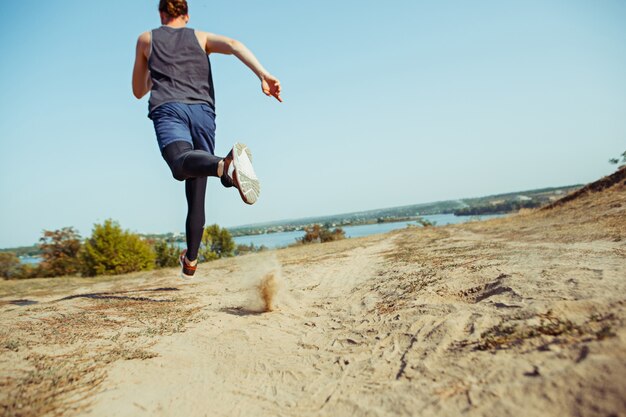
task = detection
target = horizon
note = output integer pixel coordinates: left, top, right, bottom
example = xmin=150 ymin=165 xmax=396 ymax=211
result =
xmin=0 ymin=179 xmax=586 ymax=249
xmin=228 ymin=179 xmax=585 ymax=230
xmin=1 ymin=1 xmax=625 ymax=248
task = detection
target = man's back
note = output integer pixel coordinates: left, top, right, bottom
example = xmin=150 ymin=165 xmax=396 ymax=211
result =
xmin=148 ymin=26 xmax=215 ymax=115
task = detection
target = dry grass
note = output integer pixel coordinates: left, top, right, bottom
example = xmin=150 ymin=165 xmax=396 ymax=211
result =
xmin=0 ymin=285 xmax=205 ymax=417
xmin=0 ymin=272 xmax=157 ymax=300
xmin=1 ymin=352 xmax=107 ymax=417
xmin=459 ymin=310 xmax=619 ymax=352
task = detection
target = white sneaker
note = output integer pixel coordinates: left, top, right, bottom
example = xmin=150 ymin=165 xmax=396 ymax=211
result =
xmin=226 ymin=142 xmax=260 ymax=205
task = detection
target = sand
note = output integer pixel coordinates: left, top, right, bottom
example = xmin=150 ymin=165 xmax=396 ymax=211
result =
xmin=1 ymin=169 xmax=625 ymax=417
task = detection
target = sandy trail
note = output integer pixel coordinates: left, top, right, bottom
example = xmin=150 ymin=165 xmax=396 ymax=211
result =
xmin=1 ymin=172 xmax=625 ymax=417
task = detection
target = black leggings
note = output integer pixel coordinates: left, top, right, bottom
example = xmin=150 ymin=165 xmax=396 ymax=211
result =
xmin=162 ymin=141 xmax=222 ymax=261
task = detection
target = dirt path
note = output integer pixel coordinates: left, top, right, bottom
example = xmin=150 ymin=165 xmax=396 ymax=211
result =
xmin=85 ymin=237 xmax=396 ymax=417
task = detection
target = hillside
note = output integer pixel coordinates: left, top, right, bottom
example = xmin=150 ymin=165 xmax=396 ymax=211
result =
xmin=0 ymin=168 xmax=624 ymax=417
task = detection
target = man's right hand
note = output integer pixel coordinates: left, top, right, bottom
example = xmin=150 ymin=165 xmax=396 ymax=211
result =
xmin=262 ymin=74 xmax=282 ymax=102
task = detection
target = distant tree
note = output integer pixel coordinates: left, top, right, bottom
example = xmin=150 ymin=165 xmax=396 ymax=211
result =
xmin=453 ymin=200 xmax=540 ymax=216
xmin=199 ymin=224 xmax=235 ymax=262
xmin=609 ymin=150 xmax=626 ymax=168
xmin=300 ymin=224 xmax=346 ymax=244
xmin=0 ymin=252 xmax=21 ymax=279
xmin=38 ymin=227 xmax=82 ymax=277
xmin=81 ymin=219 xmax=155 ymax=276
xmin=234 ymin=243 xmax=267 ymax=256
xmin=153 ymin=239 xmax=180 ymax=268
xmin=416 ymin=217 xmax=436 ymax=227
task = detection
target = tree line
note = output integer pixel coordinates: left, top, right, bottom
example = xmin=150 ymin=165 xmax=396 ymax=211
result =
xmin=0 ymin=221 xmax=351 ymax=280
xmin=0 ymin=220 xmax=264 ymax=280
xmin=453 ymin=199 xmax=542 ymax=216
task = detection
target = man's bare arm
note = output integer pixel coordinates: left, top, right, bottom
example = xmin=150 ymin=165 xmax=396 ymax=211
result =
xmin=132 ymin=32 xmax=152 ymax=99
xmin=197 ymin=31 xmax=282 ymax=102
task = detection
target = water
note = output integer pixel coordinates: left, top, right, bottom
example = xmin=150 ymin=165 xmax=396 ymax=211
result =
xmin=233 ymin=213 xmax=504 ymax=249
xmin=19 ymin=256 xmax=41 ymax=265
xmin=233 ymin=230 xmax=304 ymax=249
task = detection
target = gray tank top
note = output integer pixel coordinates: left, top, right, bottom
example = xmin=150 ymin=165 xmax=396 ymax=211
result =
xmin=148 ymin=26 xmax=215 ymax=115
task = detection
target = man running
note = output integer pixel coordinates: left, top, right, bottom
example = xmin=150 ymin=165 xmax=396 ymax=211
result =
xmin=132 ymin=0 xmax=282 ymax=278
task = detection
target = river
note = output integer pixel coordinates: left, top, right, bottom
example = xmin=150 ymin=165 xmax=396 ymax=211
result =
xmin=232 ymin=213 xmax=504 ymax=249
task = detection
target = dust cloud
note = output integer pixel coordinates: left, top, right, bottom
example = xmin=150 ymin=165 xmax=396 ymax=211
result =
xmin=239 ymin=252 xmax=284 ymax=313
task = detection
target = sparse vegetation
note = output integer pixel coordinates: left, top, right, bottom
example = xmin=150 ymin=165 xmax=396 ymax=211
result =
xmin=468 ymin=311 xmax=618 ymax=351
xmin=0 ymin=287 xmax=204 ymax=417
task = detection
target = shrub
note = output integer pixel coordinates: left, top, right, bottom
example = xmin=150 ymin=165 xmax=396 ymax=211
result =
xmin=38 ymin=227 xmax=82 ymax=277
xmin=199 ymin=224 xmax=235 ymax=262
xmin=416 ymin=217 xmax=436 ymax=227
xmin=16 ymin=263 xmax=42 ymax=279
xmin=153 ymin=240 xmax=180 ymax=268
xmin=299 ymin=224 xmax=346 ymax=244
xmin=234 ymin=243 xmax=267 ymax=256
xmin=81 ymin=220 xmax=155 ymax=276
xmin=0 ymin=252 xmax=21 ymax=279
xmin=609 ymin=150 xmax=626 ymax=168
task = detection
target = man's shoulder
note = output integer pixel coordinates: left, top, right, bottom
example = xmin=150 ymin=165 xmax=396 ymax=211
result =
xmin=138 ymin=31 xmax=151 ymax=41
xmin=137 ymin=31 xmax=153 ymax=47
xmin=136 ymin=31 xmax=152 ymax=58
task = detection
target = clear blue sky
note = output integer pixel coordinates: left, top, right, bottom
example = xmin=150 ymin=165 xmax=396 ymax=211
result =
xmin=1 ymin=0 xmax=625 ymax=248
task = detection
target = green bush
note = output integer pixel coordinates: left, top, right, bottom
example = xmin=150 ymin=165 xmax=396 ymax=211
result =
xmin=153 ymin=240 xmax=180 ymax=268
xmin=38 ymin=227 xmax=82 ymax=277
xmin=81 ymin=219 xmax=155 ymax=276
xmin=199 ymin=224 xmax=235 ymax=262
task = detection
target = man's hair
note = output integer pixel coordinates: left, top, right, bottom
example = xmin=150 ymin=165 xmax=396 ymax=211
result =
xmin=159 ymin=0 xmax=188 ymax=18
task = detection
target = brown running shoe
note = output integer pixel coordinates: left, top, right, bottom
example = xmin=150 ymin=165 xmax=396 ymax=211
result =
xmin=179 ymin=249 xmax=197 ymax=279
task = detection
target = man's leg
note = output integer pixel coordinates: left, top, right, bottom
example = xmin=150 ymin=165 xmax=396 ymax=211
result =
xmin=153 ymin=103 xmax=224 ymax=181
xmin=184 ymin=176 xmax=207 ymax=262
xmin=161 ymin=141 xmax=222 ymax=181
xmin=161 ymin=141 xmax=212 ymax=277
